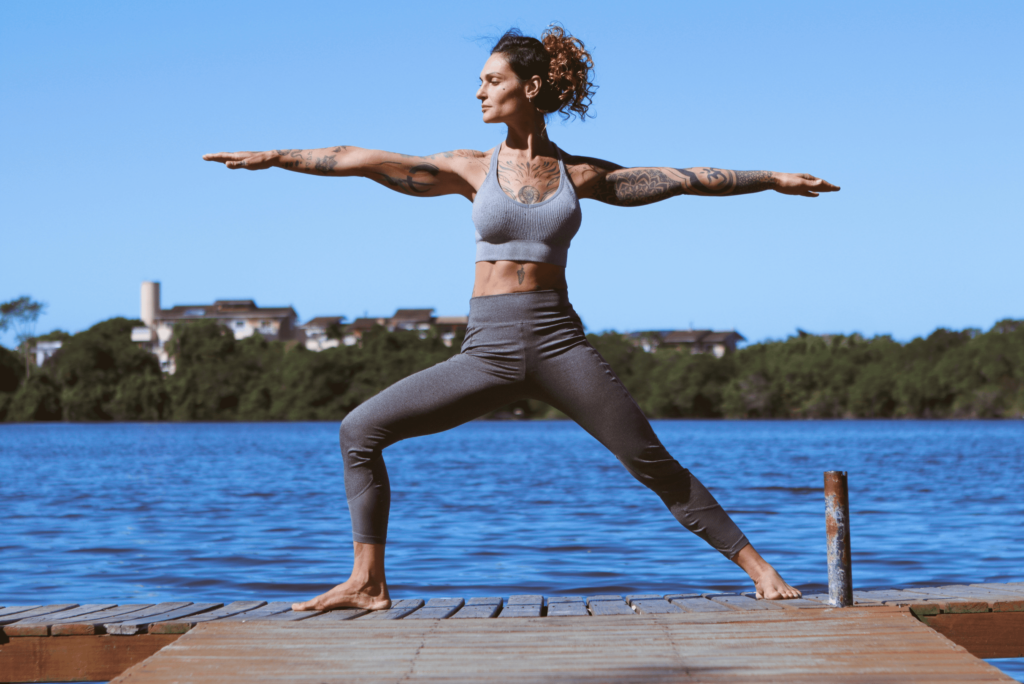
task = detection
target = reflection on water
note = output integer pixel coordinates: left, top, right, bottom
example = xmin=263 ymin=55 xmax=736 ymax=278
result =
xmin=1 ymin=420 xmax=1022 ymax=604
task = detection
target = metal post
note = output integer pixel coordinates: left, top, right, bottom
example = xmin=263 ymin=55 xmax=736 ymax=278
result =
xmin=824 ymin=470 xmax=853 ymax=607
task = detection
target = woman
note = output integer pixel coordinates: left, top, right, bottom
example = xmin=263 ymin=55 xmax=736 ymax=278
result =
xmin=205 ymin=26 xmax=839 ymax=612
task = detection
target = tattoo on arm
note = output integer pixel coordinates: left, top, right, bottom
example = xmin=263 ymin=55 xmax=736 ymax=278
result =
xmin=314 ymin=154 xmax=337 ymax=174
xmin=593 ymin=167 xmax=776 ymax=206
xmin=368 ymin=162 xmax=440 ymax=194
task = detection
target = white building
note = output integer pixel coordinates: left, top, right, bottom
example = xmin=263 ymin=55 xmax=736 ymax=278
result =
xmin=131 ymin=281 xmax=299 ymax=372
xmin=299 ymin=316 xmax=346 ymax=351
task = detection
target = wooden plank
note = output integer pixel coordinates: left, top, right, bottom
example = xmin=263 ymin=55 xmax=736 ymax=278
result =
xmin=0 ymin=634 xmax=179 ymax=683
xmin=546 ymin=596 xmax=585 ymax=604
xmin=588 ymin=599 xmax=635 ymax=616
xmin=449 ymin=604 xmax=501 ymax=619
xmin=498 ymin=604 xmax=542 ymax=618
xmin=247 ymin=609 xmax=324 ymax=622
xmin=625 ymin=594 xmax=663 ymax=602
xmin=707 ymin=594 xmax=785 ymax=611
xmin=927 ymin=611 xmax=1024 ymax=659
xmin=465 ymin=597 xmax=503 ymax=606
xmin=53 ymin=603 xmax=190 ymax=635
xmin=586 ymin=594 xmax=624 ymax=602
xmin=669 ymin=597 xmax=733 ymax=613
xmin=106 ymin=603 xmax=222 ymax=635
xmin=405 ymin=598 xmax=465 ymax=620
xmin=149 ymin=601 xmax=268 ymax=634
xmin=4 ymin=604 xmax=117 ymax=636
xmin=0 ymin=604 xmax=78 ymax=626
xmin=302 ymin=609 xmax=370 ymax=622
xmin=106 ymin=608 xmax=1017 ymax=683
xmin=630 ymin=599 xmax=682 ymax=615
xmin=0 ymin=606 xmax=39 ymax=620
xmin=217 ymin=602 xmax=295 ymax=621
xmin=48 ymin=605 xmax=153 ymax=632
xmin=356 ymin=599 xmax=424 ymax=621
xmin=545 ymin=601 xmax=588 ymax=617
xmin=663 ymin=593 xmax=703 ymax=600
xmin=972 ymin=582 xmax=1024 ymax=594
xmin=738 ymin=592 xmax=830 ymax=610
xmin=506 ymin=595 xmax=543 ymax=605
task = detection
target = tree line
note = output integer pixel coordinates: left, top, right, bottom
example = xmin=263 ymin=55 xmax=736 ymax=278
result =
xmin=1 ymin=316 xmax=1021 ymax=422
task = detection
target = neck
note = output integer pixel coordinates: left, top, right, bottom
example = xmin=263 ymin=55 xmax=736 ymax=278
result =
xmin=503 ymin=113 xmax=552 ymax=158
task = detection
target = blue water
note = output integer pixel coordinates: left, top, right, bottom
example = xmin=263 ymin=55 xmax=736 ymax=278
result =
xmin=2 ymin=420 xmax=1022 ymax=604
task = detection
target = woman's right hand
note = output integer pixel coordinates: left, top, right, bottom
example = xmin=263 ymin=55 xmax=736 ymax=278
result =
xmin=202 ymin=151 xmax=279 ymax=170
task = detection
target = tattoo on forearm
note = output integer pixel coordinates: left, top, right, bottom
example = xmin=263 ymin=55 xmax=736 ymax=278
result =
xmin=314 ymin=155 xmax=337 ymax=174
xmin=369 ymin=162 xmax=440 ymax=194
xmin=517 ymin=264 xmax=525 ymax=285
xmin=593 ymin=167 xmax=775 ymax=206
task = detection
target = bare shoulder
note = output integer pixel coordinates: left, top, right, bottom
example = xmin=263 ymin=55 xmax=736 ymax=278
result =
xmin=429 ymin=148 xmax=492 ymax=187
xmin=560 ymin=151 xmax=624 ymax=194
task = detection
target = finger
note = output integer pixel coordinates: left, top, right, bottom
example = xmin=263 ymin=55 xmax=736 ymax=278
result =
xmin=203 ymin=152 xmax=250 ymax=163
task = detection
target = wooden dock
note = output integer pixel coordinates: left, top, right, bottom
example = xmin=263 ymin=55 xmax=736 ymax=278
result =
xmin=1 ymin=583 xmax=1022 ymax=682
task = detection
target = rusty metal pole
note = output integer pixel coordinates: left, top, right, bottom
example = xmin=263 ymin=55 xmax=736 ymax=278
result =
xmin=824 ymin=471 xmax=853 ymax=607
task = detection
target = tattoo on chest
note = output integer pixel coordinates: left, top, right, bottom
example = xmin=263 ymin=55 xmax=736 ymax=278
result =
xmin=497 ymin=157 xmax=560 ymax=204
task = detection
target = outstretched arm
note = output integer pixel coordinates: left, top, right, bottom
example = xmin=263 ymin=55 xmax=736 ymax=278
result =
xmin=570 ymin=158 xmax=839 ymax=206
xmin=203 ymin=147 xmax=487 ymax=200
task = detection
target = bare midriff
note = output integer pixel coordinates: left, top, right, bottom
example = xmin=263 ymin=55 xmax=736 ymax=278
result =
xmin=472 ymin=261 xmax=568 ymax=297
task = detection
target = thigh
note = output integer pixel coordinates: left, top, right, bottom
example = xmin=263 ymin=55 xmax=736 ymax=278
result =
xmin=343 ymin=352 xmax=523 ymax=451
xmin=529 ymin=342 xmax=682 ymax=480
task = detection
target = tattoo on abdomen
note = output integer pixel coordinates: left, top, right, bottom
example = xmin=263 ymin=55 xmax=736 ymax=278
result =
xmin=517 ymin=264 xmax=525 ymax=285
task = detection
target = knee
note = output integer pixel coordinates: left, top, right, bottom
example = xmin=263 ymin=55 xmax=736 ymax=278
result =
xmin=619 ymin=445 xmax=689 ymax=491
xmin=339 ymin=409 xmax=379 ymax=466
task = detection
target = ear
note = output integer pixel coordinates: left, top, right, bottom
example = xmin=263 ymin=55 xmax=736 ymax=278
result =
xmin=524 ymin=75 xmax=543 ymax=102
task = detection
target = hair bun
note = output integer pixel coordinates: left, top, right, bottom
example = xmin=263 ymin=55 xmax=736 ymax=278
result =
xmin=540 ymin=25 xmax=596 ymax=120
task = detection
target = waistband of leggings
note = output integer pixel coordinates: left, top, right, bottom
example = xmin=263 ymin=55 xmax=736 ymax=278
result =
xmin=468 ymin=289 xmax=572 ymax=323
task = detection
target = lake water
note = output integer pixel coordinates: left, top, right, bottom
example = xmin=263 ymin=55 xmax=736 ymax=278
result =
xmin=3 ymin=420 xmax=1024 ymax=681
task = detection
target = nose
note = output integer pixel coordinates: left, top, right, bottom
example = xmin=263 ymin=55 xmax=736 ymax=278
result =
xmin=476 ymin=84 xmax=486 ymax=101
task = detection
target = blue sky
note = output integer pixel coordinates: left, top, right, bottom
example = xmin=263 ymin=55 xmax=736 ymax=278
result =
xmin=2 ymin=1 xmax=1021 ymax=347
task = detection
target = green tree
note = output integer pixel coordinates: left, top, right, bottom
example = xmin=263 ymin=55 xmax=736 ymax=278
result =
xmin=52 ymin=317 xmax=167 ymax=420
xmin=0 ymin=296 xmax=46 ymax=378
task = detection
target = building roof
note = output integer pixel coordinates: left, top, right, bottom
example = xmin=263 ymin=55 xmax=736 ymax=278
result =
xmin=300 ymin=316 xmax=346 ymax=329
xmin=391 ymin=308 xmax=434 ymax=322
xmin=348 ymin=317 xmax=388 ymax=332
xmin=662 ymin=330 xmax=713 ymax=345
xmin=157 ymin=300 xmax=297 ymax=321
xmin=702 ymin=331 xmax=745 ymax=343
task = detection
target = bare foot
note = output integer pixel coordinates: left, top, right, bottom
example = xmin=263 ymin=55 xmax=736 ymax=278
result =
xmin=753 ymin=565 xmax=802 ymax=600
xmin=292 ymin=577 xmax=392 ymax=612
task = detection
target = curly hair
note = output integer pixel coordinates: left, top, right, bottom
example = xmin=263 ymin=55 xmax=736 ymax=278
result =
xmin=491 ymin=24 xmax=596 ymax=121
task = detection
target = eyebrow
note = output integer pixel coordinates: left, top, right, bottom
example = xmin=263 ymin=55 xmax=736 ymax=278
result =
xmin=479 ymin=72 xmax=503 ymax=81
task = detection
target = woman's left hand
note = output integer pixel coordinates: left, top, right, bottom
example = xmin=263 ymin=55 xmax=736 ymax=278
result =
xmin=773 ymin=173 xmax=840 ymax=197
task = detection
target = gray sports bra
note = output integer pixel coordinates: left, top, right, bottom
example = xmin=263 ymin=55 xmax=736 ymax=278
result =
xmin=472 ymin=142 xmax=582 ymax=267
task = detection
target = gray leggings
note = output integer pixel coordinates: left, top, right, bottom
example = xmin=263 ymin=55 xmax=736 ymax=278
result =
xmin=340 ymin=290 xmax=749 ymax=559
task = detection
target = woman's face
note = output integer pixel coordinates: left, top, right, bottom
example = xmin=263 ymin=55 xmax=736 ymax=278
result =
xmin=476 ymin=53 xmax=534 ymax=124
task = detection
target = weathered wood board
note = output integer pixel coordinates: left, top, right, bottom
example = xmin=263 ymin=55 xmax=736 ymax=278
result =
xmin=109 ymin=609 xmax=1015 ymax=683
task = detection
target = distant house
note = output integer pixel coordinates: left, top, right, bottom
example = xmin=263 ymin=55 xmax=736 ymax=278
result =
xmin=390 ymin=309 xmax=435 ymax=332
xmin=342 ymin=317 xmax=390 ymax=346
xmin=629 ymin=329 xmax=745 ymax=358
xmin=32 ymin=340 xmax=63 ymax=367
xmin=434 ymin=316 xmax=469 ymax=347
xmin=131 ymin=282 xmax=299 ymax=373
xmin=299 ymin=316 xmax=346 ymax=352
xmin=341 ymin=309 xmax=468 ymax=348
